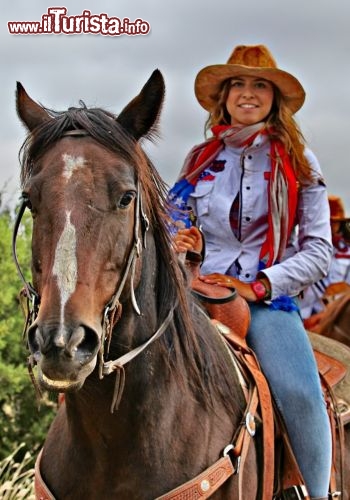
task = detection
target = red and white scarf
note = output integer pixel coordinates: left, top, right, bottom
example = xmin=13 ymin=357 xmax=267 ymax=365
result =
xmin=177 ymin=123 xmax=298 ymax=267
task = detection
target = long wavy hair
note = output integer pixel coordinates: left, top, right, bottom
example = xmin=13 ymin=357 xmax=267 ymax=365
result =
xmin=205 ymin=78 xmax=314 ymax=184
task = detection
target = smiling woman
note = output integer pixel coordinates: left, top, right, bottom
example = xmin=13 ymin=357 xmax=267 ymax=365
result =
xmin=168 ymin=44 xmax=333 ymax=499
xmin=225 ymin=76 xmax=274 ymax=126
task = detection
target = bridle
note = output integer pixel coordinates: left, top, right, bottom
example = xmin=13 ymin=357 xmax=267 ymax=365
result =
xmin=12 ymin=130 xmax=176 ymax=411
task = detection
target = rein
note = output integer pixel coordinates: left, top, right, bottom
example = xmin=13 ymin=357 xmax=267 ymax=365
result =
xmin=12 ymin=130 xmax=175 ymax=412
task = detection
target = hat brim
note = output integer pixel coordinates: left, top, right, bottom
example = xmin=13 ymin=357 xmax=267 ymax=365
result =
xmin=194 ymin=64 xmax=305 ymax=114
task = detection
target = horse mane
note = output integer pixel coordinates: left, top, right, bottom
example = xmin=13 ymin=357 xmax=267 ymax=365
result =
xmin=19 ymin=103 xmax=239 ymax=415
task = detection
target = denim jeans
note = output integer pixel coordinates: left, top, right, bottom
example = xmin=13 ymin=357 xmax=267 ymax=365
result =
xmin=246 ymin=301 xmax=332 ymax=498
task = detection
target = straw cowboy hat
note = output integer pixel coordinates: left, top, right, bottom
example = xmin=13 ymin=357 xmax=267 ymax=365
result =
xmin=194 ymin=44 xmax=305 ymax=114
xmin=329 ymin=195 xmax=350 ymax=221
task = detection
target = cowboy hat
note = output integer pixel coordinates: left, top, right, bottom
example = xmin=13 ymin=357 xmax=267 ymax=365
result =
xmin=328 ymin=195 xmax=350 ymax=221
xmin=194 ymin=44 xmax=305 ymax=114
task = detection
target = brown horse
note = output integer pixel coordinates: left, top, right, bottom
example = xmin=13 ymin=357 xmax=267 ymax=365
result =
xmin=14 ymin=73 xmax=350 ymax=499
xmin=312 ymin=290 xmax=350 ymax=348
xmin=14 ymin=72 xmax=260 ymax=499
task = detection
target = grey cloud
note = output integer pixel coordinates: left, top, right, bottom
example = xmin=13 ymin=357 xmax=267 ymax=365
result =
xmin=2 ymin=0 xmax=350 ymax=212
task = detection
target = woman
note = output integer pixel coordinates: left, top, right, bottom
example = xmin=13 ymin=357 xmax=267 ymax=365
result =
xmin=169 ymin=44 xmax=333 ymax=499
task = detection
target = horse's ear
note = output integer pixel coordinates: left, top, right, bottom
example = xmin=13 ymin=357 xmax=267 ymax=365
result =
xmin=16 ymin=82 xmax=52 ymax=131
xmin=117 ymin=69 xmax=165 ymax=141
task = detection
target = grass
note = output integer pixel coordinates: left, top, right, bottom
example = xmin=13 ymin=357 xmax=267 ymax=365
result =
xmin=0 ymin=444 xmax=35 ymax=499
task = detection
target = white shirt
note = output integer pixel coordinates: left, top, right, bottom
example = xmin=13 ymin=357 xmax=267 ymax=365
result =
xmin=188 ymin=134 xmax=333 ymax=300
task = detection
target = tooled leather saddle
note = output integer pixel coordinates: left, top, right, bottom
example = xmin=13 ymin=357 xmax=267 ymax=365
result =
xmin=190 ymin=271 xmax=348 ymax=499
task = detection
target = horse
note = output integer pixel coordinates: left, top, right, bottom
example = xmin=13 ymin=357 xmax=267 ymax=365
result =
xmin=13 ymin=72 xmax=350 ymax=499
xmin=310 ymin=290 xmax=350 ymax=349
xmin=14 ymin=71 xmax=260 ymax=499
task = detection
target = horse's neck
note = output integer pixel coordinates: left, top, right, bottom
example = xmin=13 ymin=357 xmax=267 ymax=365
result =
xmin=62 ymin=343 xmax=178 ymax=454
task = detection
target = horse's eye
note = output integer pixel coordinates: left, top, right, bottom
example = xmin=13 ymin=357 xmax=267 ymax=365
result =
xmin=118 ymin=191 xmax=136 ymax=209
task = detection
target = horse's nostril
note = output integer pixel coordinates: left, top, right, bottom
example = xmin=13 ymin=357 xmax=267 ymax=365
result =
xmin=75 ymin=326 xmax=100 ymax=356
xmin=27 ymin=324 xmax=42 ymax=355
xmin=65 ymin=326 xmax=85 ymax=355
xmin=64 ymin=325 xmax=100 ymax=359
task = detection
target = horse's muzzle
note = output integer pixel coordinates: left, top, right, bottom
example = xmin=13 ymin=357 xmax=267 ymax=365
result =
xmin=27 ymin=322 xmax=101 ymax=391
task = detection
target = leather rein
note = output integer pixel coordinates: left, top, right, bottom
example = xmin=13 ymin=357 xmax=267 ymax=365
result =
xmin=12 ymin=130 xmax=175 ymax=411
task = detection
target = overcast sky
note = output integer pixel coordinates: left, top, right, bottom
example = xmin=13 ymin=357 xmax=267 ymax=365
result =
xmin=2 ymin=0 xmax=350 ymax=212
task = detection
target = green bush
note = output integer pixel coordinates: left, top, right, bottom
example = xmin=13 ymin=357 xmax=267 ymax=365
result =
xmin=0 ymin=201 xmax=56 ymax=460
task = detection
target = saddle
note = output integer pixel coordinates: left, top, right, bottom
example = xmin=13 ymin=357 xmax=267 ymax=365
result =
xmin=191 ymin=277 xmax=348 ymax=499
xmin=191 ymin=277 xmax=250 ymax=338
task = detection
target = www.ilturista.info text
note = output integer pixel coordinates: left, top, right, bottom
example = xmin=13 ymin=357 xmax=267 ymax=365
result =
xmin=8 ymin=7 xmax=150 ymax=36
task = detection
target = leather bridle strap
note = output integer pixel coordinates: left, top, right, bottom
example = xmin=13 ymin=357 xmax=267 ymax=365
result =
xmin=12 ymin=200 xmax=39 ymax=302
xmin=12 ymin=200 xmax=40 ymax=334
xmin=104 ymin=181 xmax=145 ymax=317
xmin=103 ymin=304 xmax=175 ymax=412
xmin=219 ymin=329 xmax=275 ymax=500
xmin=156 ymin=387 xmax=260 ymax=500
xmin=35 ymin=449 xmax=55 ymax=500
xmin=155 ymin=455 xmax=235 ymax=500
xmin=102 ymin=305 xmax=175 ymax=377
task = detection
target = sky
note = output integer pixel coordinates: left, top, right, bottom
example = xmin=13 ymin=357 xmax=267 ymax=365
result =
xmin=2 ymin=0 xmax=350 ymax=212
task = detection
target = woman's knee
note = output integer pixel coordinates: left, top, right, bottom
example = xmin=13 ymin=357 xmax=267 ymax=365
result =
xmin=275 ymin=383 xmax=326 ymax=420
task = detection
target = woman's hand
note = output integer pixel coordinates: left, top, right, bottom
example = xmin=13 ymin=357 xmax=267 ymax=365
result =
xmin=174 ymin=226 xmax=203 ymax=254
xmin=199 ymin=273 xmax=258 ymax=301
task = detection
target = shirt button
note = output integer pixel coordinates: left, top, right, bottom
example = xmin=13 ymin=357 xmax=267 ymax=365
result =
xmin=247 ymin=155 xmax=252 ymax=160
xmin=245 ymin=273 xmax=250 ymax=278
xmin=246 ymin=186 xmax=251 ymax=190
xmin=245 ymin=217 xmax=251 ymax=222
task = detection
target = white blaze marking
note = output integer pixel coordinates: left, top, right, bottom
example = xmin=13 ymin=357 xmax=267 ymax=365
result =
xmin=51 ymin=153 xmax=84 ymax=336
xmin=62 ymin=153 xmax=85 ymax=179
xmin=52 ymin=211 xmax=77 ymax=325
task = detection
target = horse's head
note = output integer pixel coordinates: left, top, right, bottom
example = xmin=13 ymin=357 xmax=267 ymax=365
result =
xmin=15 ymin=71 xmax=165 ymax=391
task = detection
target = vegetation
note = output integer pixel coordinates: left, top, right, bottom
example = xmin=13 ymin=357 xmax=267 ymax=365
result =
xmin=0 ymin=197 xmax=56 ymax=462
xmin=0 ymin=444 xmax=34 ymax=499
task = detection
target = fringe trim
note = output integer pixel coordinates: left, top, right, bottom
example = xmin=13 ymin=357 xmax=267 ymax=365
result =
xmin=268 ymin=295 xmax=298 ymax=312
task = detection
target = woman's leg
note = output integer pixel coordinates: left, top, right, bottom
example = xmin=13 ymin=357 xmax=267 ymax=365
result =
xmin=246 ymin=302 xmax=332 ymax=498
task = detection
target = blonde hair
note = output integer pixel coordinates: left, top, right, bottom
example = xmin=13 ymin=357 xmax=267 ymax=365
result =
xmin=205 ymin=79 xmax=313 ymax=184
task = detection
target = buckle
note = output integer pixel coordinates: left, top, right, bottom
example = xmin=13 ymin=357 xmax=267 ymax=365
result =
xmin=245 ymin=412 xmax=256 ymax=437
xmin=280 ymin=485 xmax=308 ymax=500
xmin=223 ymin=444 xmax=241 ymax=475
xmin=330 ymin=492 xmax=341 ymax=499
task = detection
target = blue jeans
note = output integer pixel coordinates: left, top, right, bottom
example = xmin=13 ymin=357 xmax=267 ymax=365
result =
xmin=246 ymin=301 xmax=332 ymax=498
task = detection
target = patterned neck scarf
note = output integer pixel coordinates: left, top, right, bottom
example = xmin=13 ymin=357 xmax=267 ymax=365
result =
xmin=169 ymin=123 xmax=298 ymax=268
